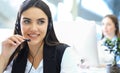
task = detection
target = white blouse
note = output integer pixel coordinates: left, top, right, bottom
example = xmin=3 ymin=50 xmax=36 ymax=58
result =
xmin=4 ymin=47 xmax=81 ymax=73
xmin=97 ymin=36 xmax=117 ymax=65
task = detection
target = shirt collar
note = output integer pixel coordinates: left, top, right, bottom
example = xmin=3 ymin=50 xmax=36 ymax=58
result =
xmin=103 ymin=36 xmax=118 ymax=42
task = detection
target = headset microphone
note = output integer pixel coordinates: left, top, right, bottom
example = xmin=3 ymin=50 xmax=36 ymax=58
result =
xmin=24 ymin=39 xmax=31 ymax=42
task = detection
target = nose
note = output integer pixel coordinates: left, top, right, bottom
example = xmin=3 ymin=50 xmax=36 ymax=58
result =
xmin=30 ymin=23 xmax=38 ymax=31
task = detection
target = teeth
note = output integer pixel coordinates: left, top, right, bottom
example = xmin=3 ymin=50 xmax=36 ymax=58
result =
xmin=29 ymin=34 xmax=38 ymax=37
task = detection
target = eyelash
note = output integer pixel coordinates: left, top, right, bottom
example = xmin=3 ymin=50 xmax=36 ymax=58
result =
xmin=23 ymin=20 xmax=30 ymax=24
xmin=38 ymin=20 xmax=45 ymax=25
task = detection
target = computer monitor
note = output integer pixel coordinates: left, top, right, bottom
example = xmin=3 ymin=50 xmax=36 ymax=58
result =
xmin=54 ymin=19 xmax=99 ymax=66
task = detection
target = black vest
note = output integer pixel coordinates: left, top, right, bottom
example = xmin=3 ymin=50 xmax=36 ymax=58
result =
xmin=11 ymin=43 xmax=68 ymax=73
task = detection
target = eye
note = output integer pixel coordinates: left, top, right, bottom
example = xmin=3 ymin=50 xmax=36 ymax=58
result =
xmin=38 ymin=20 xmax=45 ymax=25
xmin=106 ymin=23 xmax=111 ymax=26
xmin=23 ymin=19 xmax=31 ymax=24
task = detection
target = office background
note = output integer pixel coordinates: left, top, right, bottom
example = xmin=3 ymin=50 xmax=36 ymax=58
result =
xmin=0 ymin=0 xmax=119 ymax=71
xmin=0 ymin=0 xmax=120 ymax=28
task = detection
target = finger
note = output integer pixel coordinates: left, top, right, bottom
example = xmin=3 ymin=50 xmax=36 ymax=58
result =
xmin=7 ymin=39 xmax=18 ymax=46
xmin=9 ymin=36 xmax=22 ymax=44
xmin=14 ymin=35 xmax=25 ymax=42
xmin=2 ymin=39 xmax=18 ymax=51
xmin=15 ymin=35 xmax=31 ymax=42
xmin=3 ymin=39 xmax=18 ymax=47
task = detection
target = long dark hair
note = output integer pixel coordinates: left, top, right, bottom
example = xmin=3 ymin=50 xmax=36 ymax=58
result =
xmin=101 ymin=14 xmax=120 ymax=39
xmin=7 ymin=0 xmax=60 ymax=67
xmin=14 ymin=0 xmax=59 ymax=45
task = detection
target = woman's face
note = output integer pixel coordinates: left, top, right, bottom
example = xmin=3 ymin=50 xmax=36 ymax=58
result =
xmin=102 ymin=17 xmax=116 ymax=38
xmin=20 ymin=7 xmax=48 ymax=45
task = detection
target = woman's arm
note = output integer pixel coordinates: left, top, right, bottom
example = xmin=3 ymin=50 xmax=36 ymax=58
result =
xmin=0 ymin=55 xmax=8 ymax=73
xmin=0 ymin=53 xmax=12 ymax=73
xmin=0 ymin=35 xmax=25 ymax=72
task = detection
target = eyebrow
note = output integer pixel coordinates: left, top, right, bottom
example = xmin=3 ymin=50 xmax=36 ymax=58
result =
xmin=23 ymin=17 xmax=31 ymax=21
xmin=38 ymin=18 xmax=46 ymax=21
xmin=22 ymin=17 xmax=46 ymax=21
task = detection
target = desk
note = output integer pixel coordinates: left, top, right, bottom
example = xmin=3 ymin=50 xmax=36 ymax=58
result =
xmin=80 ymin=67 xmax=106 ymax=73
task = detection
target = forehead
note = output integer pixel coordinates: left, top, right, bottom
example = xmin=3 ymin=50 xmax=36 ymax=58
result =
xmin=21 ymin=7 xmax=48 ymax=19
xmin=102 ymin=17 xmax=113 ymax=23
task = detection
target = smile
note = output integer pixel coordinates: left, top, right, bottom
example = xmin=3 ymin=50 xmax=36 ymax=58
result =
xmin=28 ymin=34 xmax=40 ymax=38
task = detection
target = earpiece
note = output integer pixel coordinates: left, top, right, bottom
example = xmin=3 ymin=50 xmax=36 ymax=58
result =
xmin=48 ymin=22 xmax=53 ymax=31
xmin=15 ymin=21 xmax=22 ymax=35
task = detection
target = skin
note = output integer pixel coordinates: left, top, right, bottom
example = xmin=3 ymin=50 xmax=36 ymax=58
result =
xmin=0 ymin=35 xmax=25 ymax=73
xmin=0 ymin=7 xmax=48 ymax=72
xmin=21 ymin=7 xmax=48 ymax=69
xmin=102 ymin=17 xmax=116 ymax=40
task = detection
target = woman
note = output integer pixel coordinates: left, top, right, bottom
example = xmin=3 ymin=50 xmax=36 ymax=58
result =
xmin=0 ymin=0 xmax=80 ymax=73
xmin=97 ymin=14 xmax=120 ymax=67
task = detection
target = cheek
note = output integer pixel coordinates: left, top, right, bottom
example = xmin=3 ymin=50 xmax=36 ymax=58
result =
xmin=21 ymin=25 xmax=28 ymax=36
xmin=109 ymin=25 xmax=116 ymax=31
xmin=110 ymin=27 xmax=116 ymax=33
xmin=103 ymin=25 xmax=114 ymax=31
xmin=43 ymin=22 xmax=48 ymax=32
xmin=102 ymin=26 xmax=107 ymax=32
xmin=42 ymin=25 xmax=48 ymax=35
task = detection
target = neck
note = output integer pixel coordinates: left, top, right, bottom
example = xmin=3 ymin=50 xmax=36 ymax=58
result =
xmin=106 ymin=34 xmax=116 ymax=40
xmin=28 ymin=42 xmax=44 ymax=58
xmin=28 ymin=42 xmax=44 ymax=69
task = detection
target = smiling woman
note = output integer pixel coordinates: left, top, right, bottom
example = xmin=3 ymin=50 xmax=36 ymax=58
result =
xmin=0 ymin=0 xmax=80 ymax=73
xmin=20 ymin=7 xmax=48 ymax=46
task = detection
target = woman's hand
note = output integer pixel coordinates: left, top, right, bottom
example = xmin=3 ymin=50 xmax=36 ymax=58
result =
xmin=1 ymin=35 xmax=25 ymax=61
xmin=0 ymin=35 xmax=25 ymax=72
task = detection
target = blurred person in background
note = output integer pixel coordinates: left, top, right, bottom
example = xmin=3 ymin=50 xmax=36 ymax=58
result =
xmin=97 ymin=14 xmax=120 ymax=67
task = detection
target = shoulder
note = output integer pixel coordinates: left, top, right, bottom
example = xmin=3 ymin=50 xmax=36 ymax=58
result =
xmin=56 ymin=44 xmax=69 ymax=49
xmin=55 ymin=44 xmax=69 ymax=53
xmin=97 ymin=39 xmax=104 ymax=45
xmin=62 ymin=46 xmax=79 ymax=59
xmin=55 ymin=44 xmax=78 ymax=61
xmin=61 ymin=46 xmax=80 ymax=63
xmin=97 ymin=39 xmax=106 ymax=49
